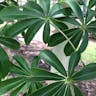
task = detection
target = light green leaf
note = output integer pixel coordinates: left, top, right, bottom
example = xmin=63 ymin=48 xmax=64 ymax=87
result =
xmin=38 ymin=0 xmax=50 ymax=15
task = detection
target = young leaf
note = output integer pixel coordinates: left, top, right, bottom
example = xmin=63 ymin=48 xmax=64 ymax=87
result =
xmin=73 ymin=63 xmax=96 ymax=81
xmin=39 ymin=49 xmax=67 ymax=76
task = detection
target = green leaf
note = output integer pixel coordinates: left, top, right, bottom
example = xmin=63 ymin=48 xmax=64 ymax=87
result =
xmin=78 ymin=32 xmax=88 ymax=53
xmin=48 ymin=28 xmax=80 ymax=47
xmin=31 ymin=82 xmax=64 ymax=96
xmin=68 ymin=51 xmax=80 ymax=77
xmin=0 ymin=36 xmax=20 ymax=49
xmin=88 ymin=0 xmax=96 ymax=8
xmin=13 ymin=55 xmax=30 ymax=72
xmin=43 ymin=22 xmax=50 ymax=43
xmin=85 ymin=9 xmax=95 ymax=24
xmin=87 ymin=21 xmax=96 ymax=33
xmin=0 ymin=78 xmax=24 ymax=95
xmin=25 ymin=20 xmax=44 ymax=45
xmin=38 ymin=0 xmax=50 ymax=15
xmin=24 ymin=0 xmax=44 ymax=14
xmin=0 ymin=46 xmax=9 ymax=61
xmin=5 ymin=18 xmax=40 ymax=37
xmin=65 ymin=0 xmax=84 ymax=23
xmin=58 ymin=17 xmax=80 ymax=26
xmin=65 ymin=86 xmax=72 ymax=96
xmin=31 ymin=56 xmax=40 ymax=68
xmin=73 ymin=85 xmax=84 ymax=96
xmin=51 ymin=18 xmax=68 ymax=31
xmin=0 ymin=20 xmax=3 ymax=24
xmin=64 ymin=30 xmax=83 ymax=56
xmin=73 ymin=63 xmax=96 ymax=81
xmin=11 ymin=82 xmax=31 ymax=96
xmin=29 ymin=68 xmax=64 ymax=81
xmin=39 ymin=49 xmax=67 ymax=76
xmin=0 ymin=6 xmax=32 ymax=21
xmin=0 ymin=60 xmax=12 ymax=79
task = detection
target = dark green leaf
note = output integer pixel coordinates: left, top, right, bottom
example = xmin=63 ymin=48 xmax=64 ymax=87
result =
xmin=31 ymin=82 xmax=64 ymax=96
xmin=39 ymin=49 xmax=67 ymax=76
xmin=29 ymin=68 xmax=64 ymax=81
xmin=0 ymin=78 xmax=24 ymax=95
xmin=65 ymin=0 xmax=84 ymax=23
xmin=51 ymin=18 xmax=68 ymax=31
xmin=73 ymin=85 xmax=84 ymax=96
xmin=48 ymin=28 xmax=80 ymax=47
xmin=78 ymin=32 xmax=88 ymax=53
xmin=43 ymin=22 xmax=50 ymax=43
xmin=0 ymin=46 xmax=9 ymax=61
xmin=0 ymin=36 xmax=20 ymax=49
xmin=73 ymin=63 xmax=96 ymax=81
xmin=64 ymin=30 xmax=83 ymax=56
xmin=25 ymin=20 xmax=44 ymax=45
xmin=5 ymin=18 xmax=40 ymax=37
xmin=0 ymin=6 xmax=32 ymax=21
xmin=0 ymin=61 xmax=13 ymax=79
xmin=88 ymin=0 xmax=96 ymax=8
xmin=68 ymin=51 xmax=80 ymax=77
xmin=85 ymin=9 xmax=95 ymax=24
xmin=57 ymin=17 xmax=80 ymax=26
